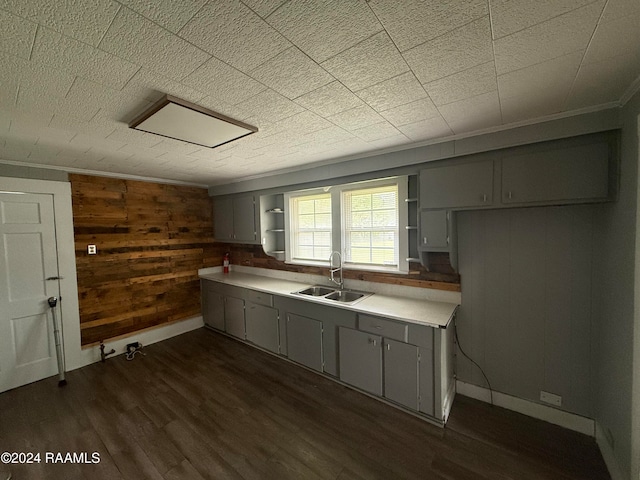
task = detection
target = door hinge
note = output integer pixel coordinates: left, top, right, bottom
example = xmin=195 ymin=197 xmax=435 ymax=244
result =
xmin=46 ymin=276 xmax=63 ymax=281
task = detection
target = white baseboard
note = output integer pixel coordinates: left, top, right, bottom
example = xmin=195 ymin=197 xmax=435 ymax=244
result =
xmin=68 ymin=316 xmax=204 ymax=370
xmin=456 ymin=380 xmax=595 ymax=436
xmin=595 ymin=422 xmax=626 ymax=480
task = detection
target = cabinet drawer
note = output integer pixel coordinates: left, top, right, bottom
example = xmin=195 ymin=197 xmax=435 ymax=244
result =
xmin=245 ymin=289 xmax=273 ymax=307
xmin=359 ymin=314 xmax=407 ymax=342
xmin=408 ymin=324 xmax=434 ymax=349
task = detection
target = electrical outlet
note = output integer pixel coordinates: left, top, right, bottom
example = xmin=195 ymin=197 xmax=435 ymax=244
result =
xmin=88 ymin=244 xmax=97 ymax=255
xmin=540 ymin=390 xmax=562 ymax=407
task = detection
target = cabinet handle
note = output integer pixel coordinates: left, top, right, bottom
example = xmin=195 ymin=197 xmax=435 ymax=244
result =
xmin=482 ymin=193 xmax=487 ymax=202
xmin=423 ymin=237 xmax=427 ymax=245
xmin=368 ymin=338 xmax=376 ymax=346
xmin=446 ymin=236 xmax=450 ymax=245
xmin=508 ymin=191 xmax=512 ymax=200
xmin=386 ymin=343 xmax=390 ymax=351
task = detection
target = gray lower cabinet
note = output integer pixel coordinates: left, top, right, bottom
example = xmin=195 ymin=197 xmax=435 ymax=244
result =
xmin=418 ymin=346 xmax=435 ymax=416
xmin=339 ymin=327 xmax=383 ymax=396
xmin=245 ymin=301 xmax=279 ymax=353
xmin=224 ymin=295 xmax=245 ymax=339
xmin=202 ymin=281 xmax=225 ymax=330
xmin=286 ymin=313 xmax=323 ymax=372
xmin=383 ymin=338 xmax=419 ymax=410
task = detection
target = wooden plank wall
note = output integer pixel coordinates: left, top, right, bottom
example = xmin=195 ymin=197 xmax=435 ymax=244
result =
xmin=212 ymin=243 xmax=461 ymax=291
xmin=70 ymin=174 xmax=217 ymax=345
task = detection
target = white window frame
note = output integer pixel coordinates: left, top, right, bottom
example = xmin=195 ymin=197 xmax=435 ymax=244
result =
xmin=284 ymin=177 xmax=408 ymax=273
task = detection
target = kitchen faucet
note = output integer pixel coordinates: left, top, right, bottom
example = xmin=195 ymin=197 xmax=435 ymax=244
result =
xmin=329 ymin=251 xmax=344 ymax=291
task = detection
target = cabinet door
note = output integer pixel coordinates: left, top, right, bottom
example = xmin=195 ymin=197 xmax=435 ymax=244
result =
xmin=384 ymin=339 xmax=419 ymax=410
xmin=214 ymin=197 xmax=234 ymax=241
xmin=501 ymin=142 xmax=609 ymax=204
xmin=420 ymin=161 xmax=493 ymax=209
xmin=418 ymin=347 xmax=434 ymax=416
xmin=245 ymin=302 xmax=279 ymax=353
xmin=224 ymin=296 xmax=245 ymax=339
xmin=287 ymin=313 xmax=323 ymax=372
xmin=202 ymin=282 xmax=225 ymax=330
xmin=419 ymin=210 xmax=449 ymax=249
xmin=339 ymin=327 xmax=382 ymax=396
xmin=233 ymin=195 xmax=256 ymax=242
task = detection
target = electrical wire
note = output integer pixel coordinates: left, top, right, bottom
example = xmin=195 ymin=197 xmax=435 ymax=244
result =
xmin=454 ymin=317 xmax=494 ymax=406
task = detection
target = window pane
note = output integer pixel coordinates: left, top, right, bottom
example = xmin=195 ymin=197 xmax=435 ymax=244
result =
xmin=291 ymin=192 xmax=332 ymax=262
xmin=343 ymin=184 xmax=398 ymax=267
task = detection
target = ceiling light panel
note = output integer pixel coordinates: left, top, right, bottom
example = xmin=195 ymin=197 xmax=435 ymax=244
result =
xmin=130 ymin=95 xmax=257 ymax=148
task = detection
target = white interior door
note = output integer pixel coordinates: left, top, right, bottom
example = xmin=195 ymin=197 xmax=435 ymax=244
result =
xmin=0 ymin=192 xmax=61 ymax=393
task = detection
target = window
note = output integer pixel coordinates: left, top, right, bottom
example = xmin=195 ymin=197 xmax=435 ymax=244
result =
xmin=285 ymin=178 xmax=408 ymax=273
xmin=343 ymin=185 xmax=398 ymax=267
xmin=290 ymin=193 xmax=332 ymax=262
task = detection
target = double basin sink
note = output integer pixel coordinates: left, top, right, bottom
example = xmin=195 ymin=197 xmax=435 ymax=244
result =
xmin=292 ymin=285 xmax=373 ymax=305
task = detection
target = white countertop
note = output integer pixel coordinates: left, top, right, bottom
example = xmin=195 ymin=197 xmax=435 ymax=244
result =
xmin=199 ymin=269 xmax=458 ymax=328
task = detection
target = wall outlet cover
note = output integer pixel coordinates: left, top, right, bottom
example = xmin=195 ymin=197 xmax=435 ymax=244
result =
xmin=540 ymin=390 xmax=562 ymax=407
xmin=88 ymin=244 xmax=97 ymax=255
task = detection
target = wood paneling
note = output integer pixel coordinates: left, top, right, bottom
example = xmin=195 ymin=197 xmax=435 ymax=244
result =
xmin=211 ymin=243 xmax=461 ymax=291
xmin=70 ymin=174 xmax=217 ymax=345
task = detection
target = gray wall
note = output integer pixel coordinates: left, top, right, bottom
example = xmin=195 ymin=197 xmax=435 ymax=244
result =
xmin=456 ymin=205 xmax=596 ymax=417
xmin=591 ymin=91 xmax=639 ymax=480
xmin=0 ymin=163 xmax=68 ymax=182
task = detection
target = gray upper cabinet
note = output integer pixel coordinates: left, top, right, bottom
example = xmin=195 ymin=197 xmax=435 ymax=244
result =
xmin=202 ymin=280 xmax=225 ymax=331
xmin=214 ymin=195 xmax=258 ymax=243
xmin=245 ymin=301 xmax=279 ymax=354
xmin=224 ymin=295 xmax=245 ymax=339
xmin=419 ymin=160 xmax=494 ymax=209
xmin=501 ymin=142 xmax=610 ymax=205
xmin=339 ymin=327 xmax=383 ymax=396
xmin=419 ymin=209 xmax=449 ymax=250
xmin=286 ymin=313 xmax=323 ymax=372
xmin=384 ymin=338 xmax=419 ymax=410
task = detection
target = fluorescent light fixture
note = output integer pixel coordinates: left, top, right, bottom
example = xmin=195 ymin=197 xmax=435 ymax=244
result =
xmin=129 ymin=94 xmax=257 ymax=148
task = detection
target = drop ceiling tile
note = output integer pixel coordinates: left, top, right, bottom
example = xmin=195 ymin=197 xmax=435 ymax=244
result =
xmin=249 ymin=47 xmax=334 ymax=99
xmin=327 ymin=105 xmax=385 ymax=131
xmin=99 ymin=7 xmax=210 ymax=81
xmin=294 ymin=81 xmax=365 ymax=117
xmin=0 ymin=85 xmax=18 ymax=108
xmin=0 ymin=139 xmax=31 ymax=160
xmin=183 ymin=57 xmax=266 ymax=105
xmin=352 ymin=122 xmax=403 ymax=142
xmin=106 ymin=127 xmax=161 ymax=148
xmin=403 ymin=16 xmax=493 ymax=84
xmin=151 ymin=139 xmax=201 ymax=156
xmin=322 ymin=32 xmax=409 ymax=92
xmin=265 ymin=0 xmax=382 ymax=63
xmin=356 ymin=72 xmax=427 ymax=112
xmin=179 ymin=0 xmax=290 ymax=72
xmin=117 ymin=143 xmax=165 ymax=159
xmin=438 ymin=90 xmax=502 ymax=134
xmin=70 ymin=133 xmax=127 ymax=153
xmin=49 ymin=112 xmax=117 ymax=138
xmin=0 ymin=10 xmax=36 ymax=59
xmin=197 ymin=97 xmax=251 ymax=123
xmin=490 ymin=0 xmax=596 ymax=39
xmin=236 ymin=89 xmax=305 ymax=124
xmin=397 ymin=115 xmax=454 ymax=141
xmin=369 ymin=0 xmax=488 ymax=52
xmin=117 ymin=0 xmax=207 ymax=33
xmin=380 ymin=97 xmax=440 ymax=127
xmin=8 ymin=121 xmax=39 ymax=144
xmin=599 ymin=0 xmax=640 ymax=23
xmin=0 ymin=52 xmax=75 ymax=102
xmin=493 ymin=2 xmax=604 ymax=75
xmin=425 ymin=61 xmax=497 ymax=106
xmin=581 ymin=13 xmax=640 ymax=65
xmin=32 ymin=27 xmax=139 ymax=90
xmin=17 ymin=87 xmax=100 ymax=123
xmin=241 ymin=0 xmax=287 ymax=18
xmin=0 ymin=0 xmax=119 ymax=46
xmin=498 ymin=51 xmax=582 ymax=102
xmin=121 ymin=68 xmax=207 ymax=104
xmin=269 ymin=110 xmax=334 ymax=137
xmin=566 ymin=52 xmax=640 ymax=109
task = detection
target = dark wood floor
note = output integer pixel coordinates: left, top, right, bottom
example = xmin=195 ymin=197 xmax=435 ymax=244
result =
xmin=0 ymin=328 xmax=610 ymax=480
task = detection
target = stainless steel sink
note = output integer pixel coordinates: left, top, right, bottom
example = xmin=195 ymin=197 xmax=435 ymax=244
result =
xmin=325 ymin=290 xmax=365 ymax=303
xmin=296 ymin=286 xmax=335 ymax=296
xmin=292 ymin=285 xmax=372 ymax=305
